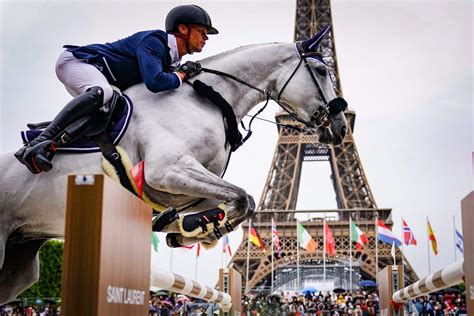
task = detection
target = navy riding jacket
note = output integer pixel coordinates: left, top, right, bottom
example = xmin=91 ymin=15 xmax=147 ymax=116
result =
xmin=65 ymin=30 xmax=180 ymax=92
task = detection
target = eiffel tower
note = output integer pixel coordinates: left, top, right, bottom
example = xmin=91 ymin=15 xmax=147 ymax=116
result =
xmin=228 ymin=0 xmax=418 ymax=292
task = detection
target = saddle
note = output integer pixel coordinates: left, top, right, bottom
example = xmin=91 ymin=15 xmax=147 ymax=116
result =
xmin=22 ymin=91 xmax=131 ymax=153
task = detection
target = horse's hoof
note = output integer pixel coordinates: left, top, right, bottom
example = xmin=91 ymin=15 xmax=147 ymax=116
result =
xmin=152 ymin=207 xmax=179 ymax=232
xmin=166 ymin=233 xmax=183 ymax=248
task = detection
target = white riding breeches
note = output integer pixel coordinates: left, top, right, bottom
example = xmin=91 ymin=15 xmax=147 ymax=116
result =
xmin=55 ymin=51 xmax=114 ymax=104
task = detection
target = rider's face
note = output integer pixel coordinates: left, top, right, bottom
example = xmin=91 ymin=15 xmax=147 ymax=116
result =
xmin=188 ymin=25 xmax=208 ymax=53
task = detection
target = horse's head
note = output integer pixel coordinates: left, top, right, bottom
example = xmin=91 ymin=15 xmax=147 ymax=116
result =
xmin=276 ymin=26 xmax=348 ymax=145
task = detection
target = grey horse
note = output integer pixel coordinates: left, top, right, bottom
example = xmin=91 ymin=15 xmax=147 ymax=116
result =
xmin=0 ymin=28 xmax=348 ymax=303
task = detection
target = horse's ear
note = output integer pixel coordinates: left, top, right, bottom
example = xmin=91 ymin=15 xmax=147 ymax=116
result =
xmin=302 ymin=25 xmax=331 ymax=52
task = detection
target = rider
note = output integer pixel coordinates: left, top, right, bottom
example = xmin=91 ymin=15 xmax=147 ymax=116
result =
xmin=15 ymin=4 xmax=218 ymax=174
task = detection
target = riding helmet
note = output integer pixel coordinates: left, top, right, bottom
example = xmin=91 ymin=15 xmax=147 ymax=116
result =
xmin=165 ymin=4 xmax=219 ymax=35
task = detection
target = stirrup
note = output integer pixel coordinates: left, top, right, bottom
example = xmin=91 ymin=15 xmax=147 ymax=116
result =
xmin=21 ymin=140 xmax=56 ymax=174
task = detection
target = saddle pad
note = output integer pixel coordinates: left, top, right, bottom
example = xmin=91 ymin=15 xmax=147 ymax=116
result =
xmin=20 ymin=94 xmax=133 ymax=153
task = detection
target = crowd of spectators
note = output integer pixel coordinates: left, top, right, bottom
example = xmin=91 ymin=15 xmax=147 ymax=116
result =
xmin=0 ymin=289 xmax=468 ymax=315
xmin=410 ymin=292 xmax=467 ymax=315
xmin=242 ymin=290 xmax=378 ymax=315
xmin=0 ymin=303 xmax=58 ymax=316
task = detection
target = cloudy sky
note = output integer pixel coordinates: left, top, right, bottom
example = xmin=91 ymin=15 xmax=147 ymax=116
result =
xmin=1 ymin=0 xmax=472 ymax=288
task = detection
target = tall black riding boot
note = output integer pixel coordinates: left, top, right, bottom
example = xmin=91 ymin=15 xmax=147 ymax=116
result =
xmin=14 ymin=86 xmax=104 ymax=173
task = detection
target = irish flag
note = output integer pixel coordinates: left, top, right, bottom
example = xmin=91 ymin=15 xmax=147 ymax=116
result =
xmin=351 ymin=222 xmax=368 ymax=250
xmin=297 ymin=221 xmax=317 ymax=253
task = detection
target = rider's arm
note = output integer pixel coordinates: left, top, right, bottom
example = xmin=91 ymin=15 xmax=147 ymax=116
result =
xmin=136 ymin=35 xmax=181 ymax=93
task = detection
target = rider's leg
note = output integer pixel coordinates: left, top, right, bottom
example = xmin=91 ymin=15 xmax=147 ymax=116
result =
xmin=14 ymin=51 xmax=113 ymax=173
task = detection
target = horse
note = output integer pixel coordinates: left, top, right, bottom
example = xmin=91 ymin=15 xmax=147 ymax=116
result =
xmin=0 ymin=28 xmax=348 ymax=303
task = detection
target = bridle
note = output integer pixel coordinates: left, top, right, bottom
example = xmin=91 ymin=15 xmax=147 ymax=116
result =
xmin=200 ymin=42 xmax=347 ymax=132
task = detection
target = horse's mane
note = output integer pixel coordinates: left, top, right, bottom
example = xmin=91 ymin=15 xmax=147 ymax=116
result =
xmin=201 ymin=42 xmax=285 ymax=63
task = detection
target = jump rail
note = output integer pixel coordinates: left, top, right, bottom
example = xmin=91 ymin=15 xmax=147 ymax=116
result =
xmin=392 ymin=260 xmax=464 ymax=303
xmin=151 ymin=266 xmax=232 ymax=312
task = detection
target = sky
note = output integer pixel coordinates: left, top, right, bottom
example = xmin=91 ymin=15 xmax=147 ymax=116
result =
xmin=1 ymin=0 xmax=472 ymax=289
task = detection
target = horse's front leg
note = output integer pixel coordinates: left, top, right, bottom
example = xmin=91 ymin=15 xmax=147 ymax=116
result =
xmin=145 ymin=154 xmax=255 ymax=247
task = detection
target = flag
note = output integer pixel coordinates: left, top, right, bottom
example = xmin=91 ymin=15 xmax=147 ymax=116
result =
xmin=350 ymin=222 xmax=368 ymax=250
xmin=402 ymin=218 xmax=417 ymax=246
xmin=151 ymin=232 xmax=159 ymax=253
xmin=272 ymin=218 xmax=281 ymax=257
xmin=427 ymin=220 xmax=438 ymax=255
xmin=297 ymin=221 xmax=317 ymax=253
xmin=130 ymin=160 xmax=145 ymax=199
xmin=455 ymin=230 xmax=464 ymax=254
xmin=249 ymin=224 xmax=266 ymax=252
xmin=222 ymin=235 xmax=232 ymax=256
xmin=391 ymin=242 xmax=396 ymax=264
xmin=377 ymin=220 xmax=402 ymax=247
xmin=196 ymin=242 xmax=201 ymax=257
xmin=325 ymin=223 xmax=335 ymax=256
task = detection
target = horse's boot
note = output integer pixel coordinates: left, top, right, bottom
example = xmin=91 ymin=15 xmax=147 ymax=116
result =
xmin=179 ymin=208 xmax=227 ymax=239
xmin=14 ymin=87 xmax=104 ymax=173
xmin=152 ymin=207 xmax=180 ymax=232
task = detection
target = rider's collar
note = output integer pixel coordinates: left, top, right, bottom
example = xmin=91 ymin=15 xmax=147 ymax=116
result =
xmin=167 ymin=34 xmax=181 ymax=67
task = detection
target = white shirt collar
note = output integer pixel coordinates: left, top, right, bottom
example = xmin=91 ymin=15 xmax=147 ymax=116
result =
xmin=167 ymin=34 xmax=181 ymax=67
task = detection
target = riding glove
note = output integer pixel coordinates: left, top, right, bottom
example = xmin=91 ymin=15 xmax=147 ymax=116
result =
xmin=178 ymin=61 xmax=202 ymax=79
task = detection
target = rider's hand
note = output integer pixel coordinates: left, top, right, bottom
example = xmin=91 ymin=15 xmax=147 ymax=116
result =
xmin=178 ymin=61 xmax=201 ymax=79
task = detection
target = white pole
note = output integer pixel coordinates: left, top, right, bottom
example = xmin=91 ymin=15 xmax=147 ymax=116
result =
xmin=401 ymin=217 xmax=405 ymax=285
xmin=349 ymin=216 xmax=353 ymax=293
xmin=296 ymin=219 xmax=300 ymax=292
xmin=427 ymin=217 xmax=431 ymax=274
xmin=392 ymin=260 xmax=464 ymax=303
xmin=221 ymin=240 xmax=225 ymax=269
xmin=392 ymin=242 xmax=396 ymax=265
xmin=246 ymin=220 xmax=252 ymax=294
xmin=271 ymin=218 xmax=274 ymax=294
xmin=375 ymin=212 xmax=379 ymax=285
xmin=323 ymin=215 xmax=326 ymax=286
xmin=150 ymin=265 xmax=232 ymax=312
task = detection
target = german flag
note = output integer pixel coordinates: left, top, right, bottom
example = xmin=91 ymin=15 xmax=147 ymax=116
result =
xmin=249 ymin=223 xmax=266 ymax=252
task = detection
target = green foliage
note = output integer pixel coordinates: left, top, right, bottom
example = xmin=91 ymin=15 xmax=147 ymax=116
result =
xmin=18 ymin=239 xmax=64 ymax=299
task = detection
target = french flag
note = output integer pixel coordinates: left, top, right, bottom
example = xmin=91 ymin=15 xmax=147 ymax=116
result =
xmin=377 ymin=220 xmax=402 ymax=247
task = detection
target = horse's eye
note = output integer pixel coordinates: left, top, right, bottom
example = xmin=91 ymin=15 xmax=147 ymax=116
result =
xmin=316 ymin=67 xmax=327 ymax=76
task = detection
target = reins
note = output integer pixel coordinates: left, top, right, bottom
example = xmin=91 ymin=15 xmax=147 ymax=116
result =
xmin=201 ymin=64 xmax=323 ymax=133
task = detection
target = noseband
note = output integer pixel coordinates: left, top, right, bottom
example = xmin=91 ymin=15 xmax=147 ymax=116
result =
xmin=199 ymin=42 xmax=347 ymax=129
